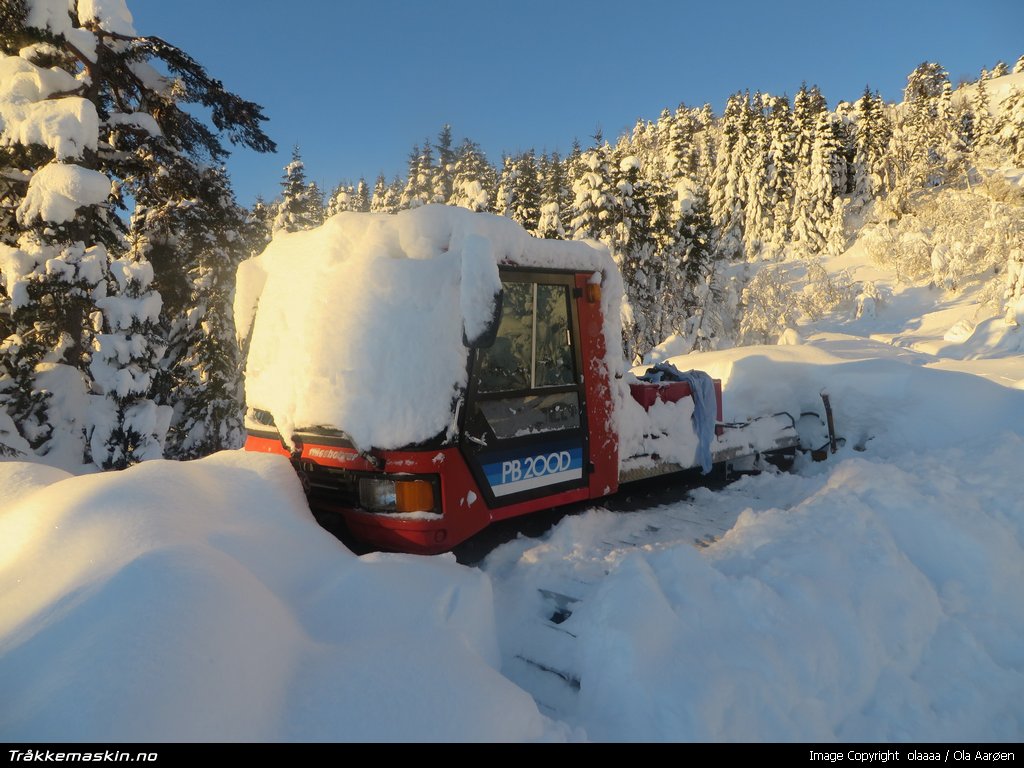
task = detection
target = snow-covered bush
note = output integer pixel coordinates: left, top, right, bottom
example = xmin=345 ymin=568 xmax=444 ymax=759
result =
xmin=1005 ymin=247 xmax=1024 ymax=326
xmin=738 ymin=266 xmax=799 ymax=345
xmin=799 ymin=259 xmax=855 ymax=320
xmin=855 ymin=280 xmax=888 ymax=319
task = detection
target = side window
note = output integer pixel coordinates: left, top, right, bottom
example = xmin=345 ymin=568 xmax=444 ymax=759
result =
xmin=535 ymin=284 xmax=574 ymax=387
xmin=471 ymin=278 xmax=581 ymax=440
xmin=476 ymin=282 xmax=533 ymax=393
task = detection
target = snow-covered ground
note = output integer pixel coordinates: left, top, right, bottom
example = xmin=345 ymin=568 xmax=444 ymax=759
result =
xmin=3 ymin=223 xmax=1024 ymax=742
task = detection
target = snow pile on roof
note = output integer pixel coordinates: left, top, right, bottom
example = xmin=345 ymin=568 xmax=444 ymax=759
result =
xmin=237 ymin=205 xmax=621 ymax=450
xmin=0 ymin=451 xmax=569 ymax=742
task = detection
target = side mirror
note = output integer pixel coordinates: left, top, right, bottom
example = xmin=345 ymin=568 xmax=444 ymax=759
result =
xmin=464 ymin=288 xmax=503 ymax=348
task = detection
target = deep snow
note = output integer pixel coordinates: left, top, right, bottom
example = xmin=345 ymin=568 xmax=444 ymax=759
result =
xmin=3 ymin=341 xmax=1023 ymax=740
xmin=4 ymin=214 xmax=1024 ymax=742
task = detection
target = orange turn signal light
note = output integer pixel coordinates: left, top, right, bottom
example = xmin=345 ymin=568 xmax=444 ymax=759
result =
xmin=586 ymin=283 xmax=602 ymax=303
xmin=395 ymin=479 xmax=436 ymax=513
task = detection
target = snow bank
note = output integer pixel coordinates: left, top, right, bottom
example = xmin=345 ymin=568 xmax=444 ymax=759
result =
xmin=237 ymin=205 xmax=621 ymax=450
xmin=564 ymin=437 xmax=1024 ymax=741
xmin=0 ymin=451 xmax=566 ymax=742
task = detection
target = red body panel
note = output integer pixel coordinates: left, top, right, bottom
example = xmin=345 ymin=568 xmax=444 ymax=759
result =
xmin=629 ymin=379 xmax=724 ymax=435
xmin=575 ymin=273 xmax=620 ymax=499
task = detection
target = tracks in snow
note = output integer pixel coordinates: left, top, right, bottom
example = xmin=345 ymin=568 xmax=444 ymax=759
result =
xmin=487 ymin=487 xmax=748 ymax=721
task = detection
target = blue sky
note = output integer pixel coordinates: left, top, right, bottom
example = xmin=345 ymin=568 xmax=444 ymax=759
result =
xmin=129 ymin=0 xmax=1023 ymax=207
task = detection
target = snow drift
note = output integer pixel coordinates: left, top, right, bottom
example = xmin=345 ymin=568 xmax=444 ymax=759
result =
xmin=0 ymin=452 xmax=566 ymax=742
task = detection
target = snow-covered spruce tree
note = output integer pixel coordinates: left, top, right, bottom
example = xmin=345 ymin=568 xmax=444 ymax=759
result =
xmin=896 ymin=62 xmax=957 ymax=191
xmin=245 ymin=195 xmax=273 ymax=256
xmin=1015 ymin=55 xmax=1024 ymax=75
xmin=88 ymin=255 xmax=165 ymax=468
xmin=611 ymin=150 xmax=679 ymax=362
xmin=0 ymin=0 xmax=273 ymax=468
xmin=400 ymin=140 xmax=434 ymax=210
xmin=352 ymin=178 xmax=371 ymax=212
xmin=536 ymin=152 xmax=568 ymax=239
xmin=568 ymin=141 xmax=614 ymax=243
xmin=966 ymin=73 xmax=994 ymax=157
xmin=764 ymin=94 xmax=796 ymax=253
xmin=994 ymin=87 xmax=1024 ymax=166
xmin=132 ymin=164 xmax=249 ymax=460
xmin=708 ymin=92 xmax=751 ymax=260
xmin=789 ymin=83 xmax=828 ymax=251
xmin=432 ymin=124 xmax=455 ymax=204
xmin=850 ymin=86 xmax=892 ymax=205
xmin=449 ymin=138 xmax=495 ymax=212
xmin=273 ymin=147 xmax=322 ymax=233
xmin=671 ymin=181 xmax=724 ymax=351
xmin=742 ymin=93 xmax=772 ymax=259
xmin=326 ymin=182 xmax=354 ymax=217
xmin=497 ymin=150 xmax=541 ymax=234
xmin=370 ymin=174 xmax=390 ymax=213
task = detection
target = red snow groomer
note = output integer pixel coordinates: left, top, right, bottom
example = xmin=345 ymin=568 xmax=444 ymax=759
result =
xmin=241 ymin=208 xmax=827 ymax=554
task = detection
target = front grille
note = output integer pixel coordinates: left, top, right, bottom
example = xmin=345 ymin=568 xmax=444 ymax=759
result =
xmin=299 ymin=463 xmax=361 ymax=505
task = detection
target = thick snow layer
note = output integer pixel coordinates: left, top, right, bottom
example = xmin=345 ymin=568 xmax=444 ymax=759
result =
xmin=17 ymin=162 xmax=111 ymax=224
xmin=0 ymin=451 xmax=567 ymax=742
xmin=237 ymin=205 xmax=620 ymax=450
xmin=77 ymin=0 xmax=136 ymax=36
xmin=0 ymin=53 xmax=99 ymax=164
xmin=24 ymin=0 xmax=98 ymax=61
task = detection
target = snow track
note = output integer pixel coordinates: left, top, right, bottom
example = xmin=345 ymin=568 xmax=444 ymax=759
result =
xmin=482 ymin=475 xmax=766 ymax=722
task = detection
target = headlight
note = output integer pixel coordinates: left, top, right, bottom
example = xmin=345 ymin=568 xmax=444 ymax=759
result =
xmin=358 ymin=476 xmax=438 ymax=514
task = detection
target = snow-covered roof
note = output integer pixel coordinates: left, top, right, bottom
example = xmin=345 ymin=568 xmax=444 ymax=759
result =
xmin=236 ymin=205 xmax=622 ymax=450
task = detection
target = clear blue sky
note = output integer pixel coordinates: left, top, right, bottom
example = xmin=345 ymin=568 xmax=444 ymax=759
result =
xmin=129 ymin=0 xmax=1023 ymax=207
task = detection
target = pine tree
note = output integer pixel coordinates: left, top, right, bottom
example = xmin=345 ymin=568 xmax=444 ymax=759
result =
xmin=968 ymin=74 xmax=994 ymax=155
xmin=158 ymin=166 xmax=248 ymax=460
xmin=273 ymin=147 xmax=322 ymax=233
xmin=370 ymin=174 xmax=390 ymax=213
xmin=851 ymin=86 xmax=892 ymax=204
xmin=326 ymin=182 xmax=354 ymax=216
xmin=497 ymin=151 xmax=541 ymax=233
xmin=245 ymin=196 xmax=273 ymax=256
xmin=994 ymin=87 xmax=1024 ymax=166
xmin=449 ymin=138 xmax=495 ymax=212
xmin=898 ymin=62 xmax=954 ymax=189
xmin=536 ymin=152 xmax=568 ymax=239
xmin=0 ymin=2 xmax=273 ymax=468
xmin=433 ymin=124 xmax=456 ymax=204
xmin=708 ymin=92 xmax=751 ymax=259
xmin=669 ymin=183 xmax=722 ymax=351
xmin=765 ymin=94 xmax=796 ymax=252
xmin=790 ymin=84 xmax=828 ymax=251
xmin=1014 ymin=55 xmax=1024 ymax=75
xmin=400 ymin=142 xmax=433 ymax=209
xmin=88 ymin=255 xmax=166 ymax=469
xmin=742 ymin=93 xmax=772 ymax=259
xmin=353 ymin=178 xmax=371 ymax=212
xmin=568 ymin=142 xmax=614 ymax=243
